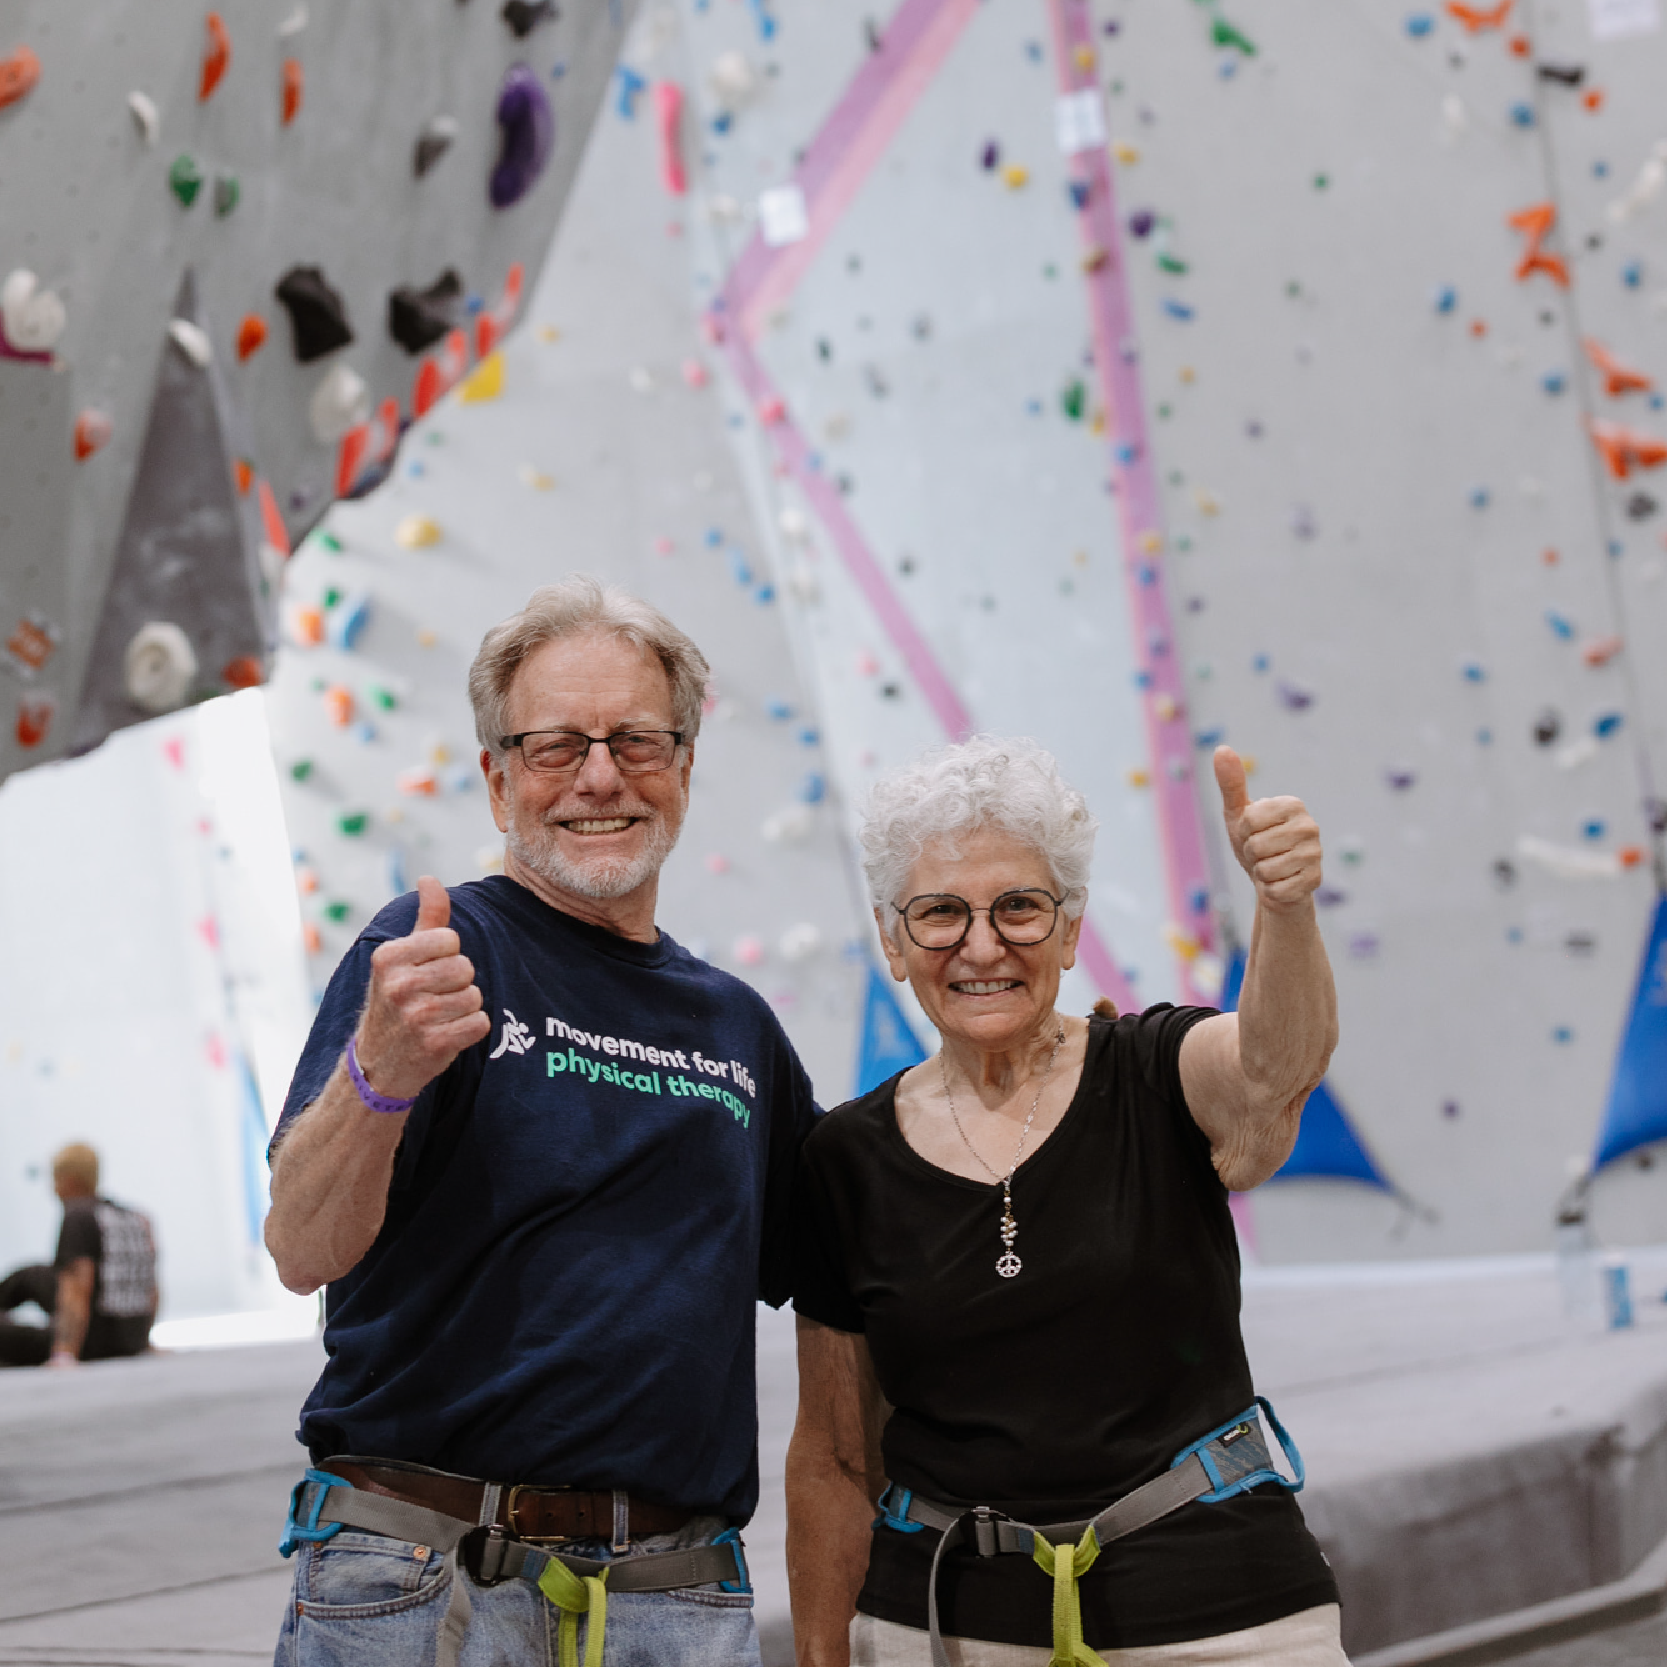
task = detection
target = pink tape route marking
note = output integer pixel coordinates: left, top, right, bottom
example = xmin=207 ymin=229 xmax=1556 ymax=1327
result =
xmin=712 ymin=0 xmax=1139 ymax=1018
xmin=1047 ymin=0 xmax=1219 ymax=1009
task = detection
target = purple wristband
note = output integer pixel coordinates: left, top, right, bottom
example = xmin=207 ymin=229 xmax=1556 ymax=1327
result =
xmin=346 ymin=1037 xmax=417 ymax=1115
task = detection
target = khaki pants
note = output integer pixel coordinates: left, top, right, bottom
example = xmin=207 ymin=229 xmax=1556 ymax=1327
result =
xmin=850 ymin=1604 xmax=1350 ymax=1666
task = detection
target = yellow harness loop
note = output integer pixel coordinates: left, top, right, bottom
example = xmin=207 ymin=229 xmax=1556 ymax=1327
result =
xmin=1030 ymin=1527 xmax=1106 ymax=1667
xmin=537 ymin=1558 xmax=610 ymax=1667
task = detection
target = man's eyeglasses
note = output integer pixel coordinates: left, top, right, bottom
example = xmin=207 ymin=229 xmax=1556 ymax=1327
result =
xmin=892 ymin=889 xmax=1064 ymax=951
xmin=498 ymin=730 xmax=685 ymax=775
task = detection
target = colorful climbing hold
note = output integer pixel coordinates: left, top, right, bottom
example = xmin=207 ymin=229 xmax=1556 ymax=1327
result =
xmin=199 ymin=13 xmax=231 ymax=103
xmin=73 ymin=409 xmax=112 ymax=462
xmin=0 ymin=45 xmax=41 ymax=110
xmin=169 ymin=155 xmax=204 ymax=208
xmin=281 ymin=57 xmax=302 ymax=125
xmin=491 ymin=64 xmax=555 ymax=209
xmin=236 ymin=314 xmax=268 ymax=361
xmin=458 ymin=351 xmax=504 ymax=403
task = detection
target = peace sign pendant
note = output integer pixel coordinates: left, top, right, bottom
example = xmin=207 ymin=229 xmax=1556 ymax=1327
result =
xmin=996 ymin=1189 xmax=1022 ymax=1278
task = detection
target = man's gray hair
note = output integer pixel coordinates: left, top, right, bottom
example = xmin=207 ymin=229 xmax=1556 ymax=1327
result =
xmin=859 ymin=735 xmax=1097 ymax=939
xmin=468 ymin=576 xmax=711 ymax=756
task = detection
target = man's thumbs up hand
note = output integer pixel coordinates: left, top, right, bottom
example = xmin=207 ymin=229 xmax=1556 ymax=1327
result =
xmin=1213 ymin=745 xmax=1324 ymax=914
xmin=354 ymin=876 xmax=492 ymax=1105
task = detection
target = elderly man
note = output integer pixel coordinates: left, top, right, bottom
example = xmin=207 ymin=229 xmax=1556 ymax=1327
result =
xmin=0 ymin=1143 xmax=158 ymax=1369
xmin=264 ymin=577 xmax=817 ymax=1667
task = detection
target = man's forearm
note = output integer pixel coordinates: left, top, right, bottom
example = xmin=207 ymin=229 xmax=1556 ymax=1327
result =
xmin=786 ymin=1437 xmax=878 ymax=1667
xmin=264 ymin=1061 xmax=408 ymax=1294
xmin=1237 ymin=898 xmax=1338 ymax=1114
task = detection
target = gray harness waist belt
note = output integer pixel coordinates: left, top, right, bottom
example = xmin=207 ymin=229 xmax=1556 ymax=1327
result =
xmin=280 ymin=1461 xmax=746 ymax=1667
xmin=873 ymin=1399 xmax=1305 ymax=1667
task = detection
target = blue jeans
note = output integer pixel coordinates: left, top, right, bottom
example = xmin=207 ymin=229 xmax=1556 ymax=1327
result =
xmin=273 ymin=1512 xmax=759 ymax=1667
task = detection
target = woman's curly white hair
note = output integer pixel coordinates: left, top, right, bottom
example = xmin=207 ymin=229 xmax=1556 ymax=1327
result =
xmin=860 ymin=735 xmax=1097 ymax=940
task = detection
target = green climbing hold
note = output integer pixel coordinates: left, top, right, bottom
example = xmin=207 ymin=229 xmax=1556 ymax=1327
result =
xmin=1157 ymin=402 xmax=1172 ymax=419
xmin=322 ymin=586 xmax=343 ymax=609
xmin=371 ymin=686 xmax=397 ymax=711
xmin=1211 ymin=16 xmax=1257 ymax=53
xmin=1176 ymin=534 xmax=1194 ymax=551
xmin=1043 ymin=263 xmax=1058 ymax=280
xmin=290 ymin=759 xmax=314 ymax=782
xmin=1157 ymin=252 xmax=1190 ymax=275
xmin=324 ymin=900 xmax=352 ymax=923
xmin=1313 ymin=173 xmax=1330 ymax=191
xmin=213 ymin=174 xmax=240 ymax=217
xmin=169 ymin=155 xmax=204 ymax=208
xmin=337 ymin=812 xmax=370 ymax=837
xmin=1061 ymin=379 xmax=1087 ymax=422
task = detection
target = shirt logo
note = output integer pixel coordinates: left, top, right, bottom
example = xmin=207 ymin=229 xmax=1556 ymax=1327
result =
xmin=489 ymin=1010 xmax=536 ymax=1060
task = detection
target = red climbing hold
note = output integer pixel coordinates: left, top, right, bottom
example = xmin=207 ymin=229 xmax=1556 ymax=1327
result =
xmin=222 ymin=655 xmax=262 ymax=689
xmin=0 ymin=45 xmax=41 ymax=110
xmin=1508 ymin=203 xmax=1569 ymax=288
xmin=1586 ymin=338 xmax=1654 ymax=397
xmin=1589 ymin=418 xmax=1667 ymax=479
xmin=15 ymin=695 xmax=53 ymax=749
xmin=236 ymin=314 xmax=268 ymax=361
xmin=73 ymin=409 xmax=112 ymax=462
xmin=257 ymin=478 xmax=289 ymax=559
xmin=199 ymin=13 xmax=230 ymax=102
xmin=281 ymin=57 xmax=302 ymax=125
xmin=413 ymin=328 xmax=468 ymax=417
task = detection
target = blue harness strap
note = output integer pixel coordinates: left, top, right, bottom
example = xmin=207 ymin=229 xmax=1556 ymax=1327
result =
xmin=278 ymin=1468 xmax=351 ymax=1557
xmin=1170 ymin=1397 xmax=1304 ymax=1504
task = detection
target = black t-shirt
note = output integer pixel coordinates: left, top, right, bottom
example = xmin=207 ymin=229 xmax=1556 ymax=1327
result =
xmin=792 ymin=1006 xmax=1338 ymax=1649
xmin=55 ymin=1198 xmax=156 ymax=1360
xmin=272 ymin=877 xmax=819 ymax=1522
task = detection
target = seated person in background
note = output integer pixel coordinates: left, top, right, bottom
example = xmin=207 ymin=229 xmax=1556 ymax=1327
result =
xmin=0 ymin=1142 xmax=159 ymax=1369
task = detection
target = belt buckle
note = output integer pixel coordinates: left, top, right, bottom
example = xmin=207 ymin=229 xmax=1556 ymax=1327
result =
xmin=506 ymin=1483 xmax=576 ymax=1545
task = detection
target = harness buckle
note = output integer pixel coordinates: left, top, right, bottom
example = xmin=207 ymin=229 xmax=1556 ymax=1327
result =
xmin=713 ymin=1526 xmax=752 ymax=1593
xmin=874 ymin=1483 xmax=925 ymax=1534
xmin=971 ymin=1506 xmax=999 ymax=1558
xmin=506 ymin=1484 xmax=576 ymax=1544
xmin=278 ymin=1468 xmax=350 ymax=1558
xmin=461 ymin=1523 xmax=517 ymax=1586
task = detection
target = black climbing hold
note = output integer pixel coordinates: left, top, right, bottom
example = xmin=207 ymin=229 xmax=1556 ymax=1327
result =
xmin=501 ymin=0 xmax=557 ymax=37
xmin=1536 ymin=62 xmax=1586 ymax=86
xmin=275 ymin=266 xmax=354 ymax=362
xmin=1492 ymin=858 xmax=1517 ymax=889
xmin=388 ymin=269 xmax=464 ymax=354
xmin=1625 ymin=490 xmax=1658 ymax=520
xmin=1532 ymin=708 xmax=1561 ymax=746
xmin=415 ymin=115 xmax=460 ymax=178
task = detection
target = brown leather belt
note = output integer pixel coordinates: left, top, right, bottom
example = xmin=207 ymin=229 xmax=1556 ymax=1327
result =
xmin=331 ymin=1461 xmax=694 ymax=1544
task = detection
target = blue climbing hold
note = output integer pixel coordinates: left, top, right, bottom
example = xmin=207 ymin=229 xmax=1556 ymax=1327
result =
xmin=1509 ymin=102 xmax=1535 ymax=129
xmin=1405 ymin=12 xmax=1435 ymax=36
xmin=1623 ymin=260 xmax=1644 ymax=289
xmin=1433 ymin=284 xmax=1457 ymax=314
xmin=1543 ymin=371 xmax=1567 ymax=395
xmin=1162 ymin=298 xmax=1196 ymax=322
xmin=615 ymin=65 xmax=647 ymax=119
xmin=1546 ymin=610 xmax=1576 ymax=640
xmin=1594 ymin=711 xmax=1624 ymax=738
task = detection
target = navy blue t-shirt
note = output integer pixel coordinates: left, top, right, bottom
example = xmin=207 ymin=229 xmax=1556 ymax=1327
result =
xmin=272 ymin=876 xmax=818 ymax=1522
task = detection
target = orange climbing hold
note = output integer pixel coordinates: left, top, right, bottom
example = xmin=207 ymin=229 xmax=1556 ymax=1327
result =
xmin=73 ymin=410 xmax=112 ymax=461
xmin=222 ymin=655 xmax=262 ymax=689
xmin=281 ymin=57 xmax=302 ymax=125
xmin=1446 ymin=0 xmax=1513 ymax=30
xmin=1508 ymin=203 xmax=1569 ymax=288
xmin=1585 ymin=338 xmax=1654 ymax=397
xmin=233 ymin=458 xmax=253 ymax=495
xmin=301 ymin=921 xmax=323 ymax=954
xmin=235 ymin=314 xmax=268 ymax=361
xmin=258 ymin=478 xmax=289 ymax=559
xmin=1583 ymin=634 xmax=1624 ymax=667
xmin=1589 ymin=417 xmax=1667 ymax=479
xmin=199 ymin=13 xmax=230 ymax=102
xmin=1584 ymin=88 xmax=1604 ymax=112
xmin=323 ymin=685 xmax=354 ymax=727
xmin=291 ymin=606 xmax=324 ymax=646
xmin=1507 ymin=34 xmax=1531 ymax=55
xmin=0 ymin=44 xmax=41 ymax=109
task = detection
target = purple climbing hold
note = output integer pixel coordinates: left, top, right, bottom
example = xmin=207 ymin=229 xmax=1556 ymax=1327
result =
xmin=491 ymin=64 xmax=555 ymax=209
xmin=1383 ymin=767 xmax=1417 ymax=791
xmin=1129 ymin=208 xmax=1156 ymax=239
xmin=1315 ymin=886 xmax=1347 ymax=907
xmin=980 ymin=138 xmax=1000 ymax=170
xmin=1275 ymin=680 xmax=1315 ymax=711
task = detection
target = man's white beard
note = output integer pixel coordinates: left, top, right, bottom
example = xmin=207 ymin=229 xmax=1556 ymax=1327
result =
xmin=507 ymin=807 xmax=681 ymax=901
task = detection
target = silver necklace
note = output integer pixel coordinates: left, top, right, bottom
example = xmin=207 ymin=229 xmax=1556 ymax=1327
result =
xmin=941 ymin=1023 xmax=1065 ymax=1279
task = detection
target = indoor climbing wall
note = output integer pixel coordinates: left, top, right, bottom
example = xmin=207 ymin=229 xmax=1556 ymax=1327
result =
xmin=262 ymin=21 xmax=866 ymax=1100
xmin=652 ymin=0 xmax=1204 ymax=1047
xmin=0 ymin=0 xmax=631 ymax=783
xmin=654 ymin=0 xmax=1667 ymax=1257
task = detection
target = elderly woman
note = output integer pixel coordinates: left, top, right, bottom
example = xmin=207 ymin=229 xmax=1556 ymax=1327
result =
xmin=787 ymin=736 xmax=1345 ymax=1667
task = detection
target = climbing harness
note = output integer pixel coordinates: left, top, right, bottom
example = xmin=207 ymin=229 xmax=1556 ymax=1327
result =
xmin=874 ymin=1399 xmax=1304 ymax=1667
xmin=281 ymin=1464 xmax=749 ymax=1667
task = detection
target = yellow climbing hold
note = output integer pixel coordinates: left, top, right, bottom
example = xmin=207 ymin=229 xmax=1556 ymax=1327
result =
xmin=1112 ymin=141 xmax=1141 ymax=165
xmin=1194 ymin=487 xmax=1221 ymax=516
xmin=1137 ymin=529 xmax=1164 ymax=553
xmin=416 ymin=628 xmax=439 ymax=647
xmin=395 ymin=513 xmax=444 ymax=549
xmin=1127 ymin=767 xmax=1151 ymax=788
xmin=536 ymin=324 xmax=561 ymax=343
xmin=518 ymin=463 xmax=555 ymax=490
xmin=1001 ymin=163 xmax=1030 ymax=190
xmin=1162 ymin=924 xmax=1203 ymax=962
xmin=458 ymin=350 xmax=505 ymax=403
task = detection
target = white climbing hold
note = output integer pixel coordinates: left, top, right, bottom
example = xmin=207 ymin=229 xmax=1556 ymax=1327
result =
xmin=1515 ymin=834 xmax=1623 ymax=880
xmin=761 ymin=804 xmax=814 ymax=845
xmin=395 ymin=513 xmax=444 ymax=548
xmin=309 ymin=363 xmax=370 ymax=444
xmin=779 ymin=922 xmax=823 ymax=962
xmin=124 ymin=621 xmax=197 ymax=714
xmin=127 ymin=91 xmax=160 ymax=144
xmin=1607 ymin=139 xmax=1667 ymax=223
xmin=277 ymin=4 xmax=309 ymax=37
xmin=1 ymin=270 xmax=66 ymax=352
xmin=168 ymin=319 xmax=213 ymax=367
xmin=779 ymin=506 xmax=810 ymax=542
xmin=758 ymin=184 xmax=809 ymax=247
xmin=709 ymin=50 xmax=759 ymax=110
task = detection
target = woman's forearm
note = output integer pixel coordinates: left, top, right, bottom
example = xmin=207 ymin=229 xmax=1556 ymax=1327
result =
xmin=1237 ymin=897 xmax=1338 ymax=1115
xmin=787 ymin=1435 xmax=879 ymax=1667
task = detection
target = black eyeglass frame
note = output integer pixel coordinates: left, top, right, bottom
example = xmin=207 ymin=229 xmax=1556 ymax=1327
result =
xmin=497 ymin=728 xmax=687 ymax=774
xmin=891 ymin=888 xmax=1067 ymax=952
